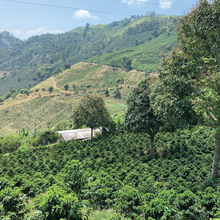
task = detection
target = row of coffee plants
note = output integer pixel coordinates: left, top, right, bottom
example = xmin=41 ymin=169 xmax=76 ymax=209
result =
xmin=0 ymin=126 xmax=220 ymax=219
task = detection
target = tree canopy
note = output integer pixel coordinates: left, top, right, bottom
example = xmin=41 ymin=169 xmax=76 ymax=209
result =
xmin=72 ymin=94 xmax=112 ymax=140
xmin=151 ymin=0 xmax=220 ymax=178
xmin=125 ymin=79 xmax=163 ymax=154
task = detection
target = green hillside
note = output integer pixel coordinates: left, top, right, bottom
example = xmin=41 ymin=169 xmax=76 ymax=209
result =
xmin=89 ymin=31 xmax=176 ymax=72
xmin=0 ymin=62 xmax=146 ymax=134
xmin=0 ymin=14 xmax=177 ymax=97
xmin=0 ymin=126 xmax=219 ymax=219
xmin=0 ymin=31 xmax=21 ymax=49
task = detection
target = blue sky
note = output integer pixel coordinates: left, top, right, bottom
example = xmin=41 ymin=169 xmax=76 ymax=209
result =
xmin=0 ymin=0 xmax=199 ymax=39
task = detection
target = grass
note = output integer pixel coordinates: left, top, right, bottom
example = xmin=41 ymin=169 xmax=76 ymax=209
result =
xmin=0 ymin=62 xmax=146 ymax=134
xmin=89 ymin=209 xmax=114 ymax=220
xmin=91 ymin=31 xmax=177 ymax=72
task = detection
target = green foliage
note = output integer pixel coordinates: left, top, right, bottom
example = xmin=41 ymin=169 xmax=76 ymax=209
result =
xmin=64 ymin=84 xmax=69 ymax=91
xmin=72 ymin=94 xmax=113 ymax=137
xmin=0 ymin=31 xmax=21 ymax=49
xmin=51 ymin=120 xmax=72 ymax=131
xmin=113 ymin=88 xmax=121 ymax=99
xmin=125 ymin=79 xmax=163 ymax=154
xmin=19 ymin=128 xmax=29 ymax=140
xmin=0 ymin=133 xmax=21 ymax=154
xmin=0 ymin=187 xmax=26 ymax=219
xmin=151 ymin=0 xmax=220 ymax=178
xmin=48 ymin=86 xmax=53 ymax=93
xmin=0 ymin=15 xmax=177 ymax=97
xmin=34 ymin=185 xmax=91 ymax=220
xmin=60 ymin=160 xmax=87 ymax=195
xmin=38 ymin=129 xmax=58 ymax=145
xmin=0 ymin=126 xmax=219 ymax=219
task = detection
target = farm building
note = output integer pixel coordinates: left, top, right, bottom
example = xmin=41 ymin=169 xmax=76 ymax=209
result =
xmin=56 ymin=128 xmax=100 ymax=141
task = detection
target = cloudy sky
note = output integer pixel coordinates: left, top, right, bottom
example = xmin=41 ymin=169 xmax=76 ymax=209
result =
xmin=0 ymin=0 xmax=199 ymax=40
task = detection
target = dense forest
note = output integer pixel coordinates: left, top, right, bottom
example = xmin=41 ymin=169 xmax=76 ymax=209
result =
xmin=0 ymin=31 xmax=21 ymax=49
xmin=0 ymin=14 xmax=177 ymax=97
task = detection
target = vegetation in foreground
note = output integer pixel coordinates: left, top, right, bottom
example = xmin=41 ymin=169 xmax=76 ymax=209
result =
xmin=0 ymin=126 xmax=220 ymax=219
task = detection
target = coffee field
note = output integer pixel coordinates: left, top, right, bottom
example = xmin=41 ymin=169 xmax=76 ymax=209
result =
xmin=0 ymin=125 xmax=220 ymax=219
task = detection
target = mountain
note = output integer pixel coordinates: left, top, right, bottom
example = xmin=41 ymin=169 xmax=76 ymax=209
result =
xmin=0 ymin=14 xmax=178 ymax=97
xmin=0 ymin=62 xmax=147 ymax=134
xmin=0 ymin=31 xmax=21 ymax=49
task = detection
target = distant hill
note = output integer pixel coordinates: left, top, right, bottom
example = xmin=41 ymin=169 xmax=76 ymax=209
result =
xmin=0 ymin=14 xmax=178 ymax=97
xmin=0 ymin=31 xmax=21 ymax=49
xmin=0 ymin=62 xmax=148 ymax=134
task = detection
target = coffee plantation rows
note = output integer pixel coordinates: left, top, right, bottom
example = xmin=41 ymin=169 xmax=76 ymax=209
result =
xmin=0 ymin=125 xmax=220 ymax=219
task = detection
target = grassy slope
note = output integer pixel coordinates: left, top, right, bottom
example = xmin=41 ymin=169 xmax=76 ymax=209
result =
xmin=90 ymin=31 xmax=176 ymax=72
xmin=0 ymin=62 xmax=145 ymax=134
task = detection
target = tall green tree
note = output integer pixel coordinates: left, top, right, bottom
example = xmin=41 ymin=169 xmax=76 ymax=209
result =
xmin=125 ymin=79 xmax=163 ymax=155
xmin=151 ymin=0 xmax=220 ymax=178
xmin=72 ymin=94 xmax=112 ymax=140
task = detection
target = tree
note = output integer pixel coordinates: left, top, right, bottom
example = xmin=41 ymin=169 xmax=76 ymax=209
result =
xmin=125 ymin=79 xmax=163 ymax=155
xmin=48 ymin=86 xmax=53 ymax=93
xmin=39 ymin=130 xmax=58 ymax=145
xmin=151 ymin=0 xmax=220 ymax=178
xmin=113 ymin=88 xmax=121 ymax=99
xmin=122 ymin=56 xmax=132 ymax=70
xmin=72 ymin=94 xmax=112 ymax=140
xmin=0 ymin=98 xmax=3 ymax=103
xmin=64 ymin=84 xmax=69 ymax=91
xmin=104 ymin=89 xmax=109 ymax=97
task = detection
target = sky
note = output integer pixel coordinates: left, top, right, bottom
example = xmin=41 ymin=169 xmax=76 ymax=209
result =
xmin=0 ymin=0 xmax=200 ymax=40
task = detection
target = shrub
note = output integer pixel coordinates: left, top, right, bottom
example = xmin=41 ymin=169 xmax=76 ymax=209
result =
xmin=34 ymin=185 xmax=91 ymax=220
xmin=0 ymin=187 xmax=26 ymax=219
xmin=0 ymin=134 xmax=21 ymax=154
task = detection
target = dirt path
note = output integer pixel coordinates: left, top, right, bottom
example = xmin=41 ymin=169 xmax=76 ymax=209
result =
xmin=51 ymin=76 xmax=58 ymax=89
xmin=124 ymin=73 xmax=136 ymax=84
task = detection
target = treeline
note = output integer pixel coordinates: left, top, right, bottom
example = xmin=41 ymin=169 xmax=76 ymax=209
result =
xmin=0 ymin=31 xmax=21 ymax=49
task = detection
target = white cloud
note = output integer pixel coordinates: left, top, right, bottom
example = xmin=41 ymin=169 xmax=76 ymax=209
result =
xmin=121 ymin=0 xmax=148 ymax=5
xmin=159 ymin=0 xmax=173 ymax=9
xmin=73 ymin=10 xmax=99 ymax=19
xmin=0 ymin=28 xmax=64 ymax=40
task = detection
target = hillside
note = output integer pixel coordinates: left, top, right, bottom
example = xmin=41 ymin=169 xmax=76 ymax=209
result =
xmin=0 ymin=125 xmax=219 ymax=219
xmin=0 ymin=31 xmax=21 ymax=49
xmin=0 ymin=62 xmax=147 ymax=134
xmin=0 ymin=14 xmax=177 ymax=97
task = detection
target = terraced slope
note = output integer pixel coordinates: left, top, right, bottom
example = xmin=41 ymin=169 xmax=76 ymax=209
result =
xmin=0 ymin=62 xmax=146 ymax=134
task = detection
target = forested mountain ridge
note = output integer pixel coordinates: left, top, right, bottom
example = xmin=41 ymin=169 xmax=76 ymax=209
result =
xmin=0 ymin=14 xmax=177 ymax=97
xmin=0 ymin=31 xmax=21 ymax=49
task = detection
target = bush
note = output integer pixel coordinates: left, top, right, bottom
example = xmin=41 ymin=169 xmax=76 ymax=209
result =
xmin=34 ymin=185 xmax=91 ymax=220
xmin=0 ymin=134 xmax=21 ymax=154
xmin=38 ymin=130 xmax=58 ymax=145
xmin=0 ymin=187 xmax=26 ymax=219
